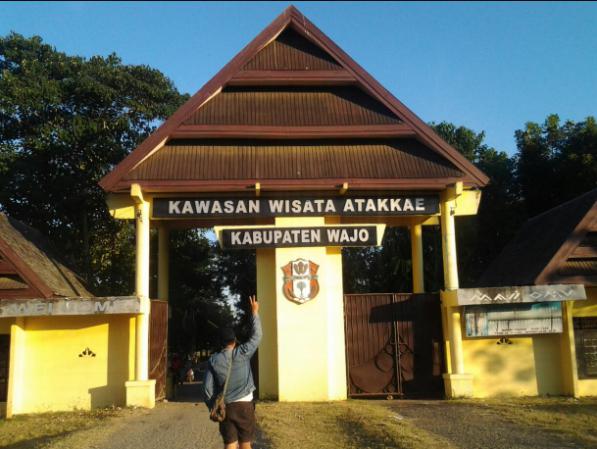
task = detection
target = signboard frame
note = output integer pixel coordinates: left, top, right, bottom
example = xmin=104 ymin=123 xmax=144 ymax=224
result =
xmin=220 ymin=225 xmax=380 ymax=249
xmin=153 ymin=195 xmax=439 ymax=219
xmin=464 ymin=301 xmax=563 ymax=337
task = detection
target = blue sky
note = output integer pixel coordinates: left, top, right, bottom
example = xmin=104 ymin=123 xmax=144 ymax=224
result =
xmin=1 ymin=1 xmax=596 ymax=155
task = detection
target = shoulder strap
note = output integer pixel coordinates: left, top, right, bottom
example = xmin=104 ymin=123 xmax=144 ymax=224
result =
xmin=221 ymin=350 xmax=233 ymax=400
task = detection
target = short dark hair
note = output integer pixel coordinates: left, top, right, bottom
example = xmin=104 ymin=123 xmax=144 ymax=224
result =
xmin=219 ymin=327 xmax=236 ymax=345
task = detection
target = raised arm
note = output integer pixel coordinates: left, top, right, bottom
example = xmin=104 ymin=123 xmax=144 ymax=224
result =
xmin=236 ymin=295 xmax=262 ymax=360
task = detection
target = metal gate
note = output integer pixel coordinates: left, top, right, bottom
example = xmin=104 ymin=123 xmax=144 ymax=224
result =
xmin=150 ymin=300 xmax=168 ymax=401
xmin=344 ymin=293 xmax=444 ymax=398
xmin=0 ymin=335 xmax=9 ymax=402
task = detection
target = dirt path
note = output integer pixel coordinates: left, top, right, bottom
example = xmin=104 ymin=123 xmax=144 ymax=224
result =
xmin=41 ymin=382 xmax=272 ymax=449
xmin=386 ymin=400 xmax=593 ymax=449
xmin=45 ymin=383 xmax=222 ymax=449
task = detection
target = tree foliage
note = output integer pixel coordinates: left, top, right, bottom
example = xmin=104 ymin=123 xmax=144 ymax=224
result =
xmin=165 ymin=230 xmax=235 ymax=353
xmin=0 ymin=32 xmax=188 ymax=293
xmin=516 ymin=114 xmax=597 ymax=217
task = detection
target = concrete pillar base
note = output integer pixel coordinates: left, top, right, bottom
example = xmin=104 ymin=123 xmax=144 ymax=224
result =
xmin=125 ymin=380 xmax=156 ymax=408
xmin=442 ymin=373 xmax=473 ymax=398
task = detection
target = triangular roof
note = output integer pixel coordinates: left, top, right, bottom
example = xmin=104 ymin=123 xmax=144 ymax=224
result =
xmin=100 ymin=5 xmax=488 ymax=193
xmin=0 ymin=213 xmax=93 ymax=299
xmin=479 ymin=188 xmax=597 ymax=287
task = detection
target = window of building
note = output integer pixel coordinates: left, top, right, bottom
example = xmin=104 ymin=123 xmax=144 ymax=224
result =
xmin=574 ymin=317 xmax=597 ymax=379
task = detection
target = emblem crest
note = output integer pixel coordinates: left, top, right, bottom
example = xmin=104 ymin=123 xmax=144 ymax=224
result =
xmin=281 ymin=259 xmax=320 ymax=304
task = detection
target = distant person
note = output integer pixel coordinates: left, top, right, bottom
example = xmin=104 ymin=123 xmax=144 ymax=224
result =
xmin=204 ymin=295 xmax=262 ymax=449
xmin=186 ymin=367 xmax=195 ymax=383
xmin=171 ymin=353 xmax=183 ymax=386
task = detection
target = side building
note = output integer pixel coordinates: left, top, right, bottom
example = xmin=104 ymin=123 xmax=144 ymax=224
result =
xmin=464 ymin=188 xmax=596 ymax=397
xmin=0 ymin=213 xmax=145 ymax=417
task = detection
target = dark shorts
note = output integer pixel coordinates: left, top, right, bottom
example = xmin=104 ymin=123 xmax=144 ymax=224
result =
xmin=219 ymin=401 xmax=256 ymax=444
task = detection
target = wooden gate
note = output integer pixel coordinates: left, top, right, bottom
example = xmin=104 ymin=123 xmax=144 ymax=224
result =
xmin=150 ymin=300 xmax=168 ymax=400
xmin=344 ymin=293 xmax=444 ymax=398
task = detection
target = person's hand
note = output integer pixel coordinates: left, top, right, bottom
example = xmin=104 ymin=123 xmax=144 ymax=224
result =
xmin=249 ymin=295 xmax=259 ymax=316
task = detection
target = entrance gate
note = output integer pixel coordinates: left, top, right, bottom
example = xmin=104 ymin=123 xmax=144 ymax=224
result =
xmin=344 ymin=293 xmax=444 ymax=398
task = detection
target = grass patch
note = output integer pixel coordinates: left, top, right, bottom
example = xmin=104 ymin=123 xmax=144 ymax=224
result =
xmin=455 ymin=397 xmax=597 ymax=446
xmin=0 ymin=408 xmax=120 ymax=449
xmin=256 ymin=400 xmax=455 ymax=449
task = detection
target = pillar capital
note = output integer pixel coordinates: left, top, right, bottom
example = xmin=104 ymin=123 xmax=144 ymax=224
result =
xmin=130 ymin=183 xmax=146 ymax=204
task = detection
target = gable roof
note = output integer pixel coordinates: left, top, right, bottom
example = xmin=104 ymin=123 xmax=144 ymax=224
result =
xmin=479 ymin=188 xmax=597 ymax=287
xmin=0 ymin=213 xmax=93 ymax=299
xmin=241 ymin=27 xmax=343 ymax=71
xmin=99 ymin=6 xmax=488 ymax=193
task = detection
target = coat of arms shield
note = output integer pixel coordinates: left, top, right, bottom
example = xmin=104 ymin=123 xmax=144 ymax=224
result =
xmin=281 ymin=259 xmax=319 ymax=304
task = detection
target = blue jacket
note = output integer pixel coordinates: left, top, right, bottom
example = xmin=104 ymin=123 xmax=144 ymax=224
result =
xmin=203 ymin=314 xmax=262 ymax=406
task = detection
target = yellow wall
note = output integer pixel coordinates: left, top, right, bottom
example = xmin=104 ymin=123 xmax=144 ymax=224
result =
xmin=463 ymin=337 xmax=538 ymax=397
xmin=10 ymin=315 xmax=134 ymax=414
xmin=463 ymin=333 xmax=568 ymax=397
xmin=572 ymin=287 xmax=597 ymax=397
xmin=256 ymin=216 xmax=347 ymax=401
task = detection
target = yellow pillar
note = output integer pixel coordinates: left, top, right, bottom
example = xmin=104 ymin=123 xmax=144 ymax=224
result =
xmin=6 ymin=318 xmax=25 ymax=418
xmin=158 ymin=225 xmax=169 ymax=301
xmin=440 ymin=183 xmax=472 ymax=397
xmin=410 ymin=224 xmax=424 ymax=293
xmin=256 ymin=216 xmax=347 ymax=401
xmin=560 ymin=301 xmax=579 ymax=397
xmin=126 ymin=184 xmax=155 ymax=408
xmin=440 ymin=193 xmax=459 ymax=291
xmin=134 ymin=198 xmax=150 ymax=380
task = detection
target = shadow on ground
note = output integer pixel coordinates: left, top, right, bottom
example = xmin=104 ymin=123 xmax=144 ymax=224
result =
xmin=173 ymin=381 xmax=205 ymax=403
xmin=386 ymin=400 xmax=593 ymax=449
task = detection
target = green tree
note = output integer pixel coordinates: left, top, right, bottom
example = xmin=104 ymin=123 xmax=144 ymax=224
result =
xmin=165 ymin=230 xmax=235 ymax=353
xmin=431 ymin=122 xmax=522 ymax=287
xmin=343 ymin=122 xmax=520 ymax=292
xmin=515 ymin=114 xmax=597 ymax=217
xmin=0 ymin=33 xmax=188 ymax=293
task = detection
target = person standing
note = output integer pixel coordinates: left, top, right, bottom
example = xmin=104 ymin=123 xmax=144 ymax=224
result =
xmin=203 ymin=295 xmax=262 ymax=449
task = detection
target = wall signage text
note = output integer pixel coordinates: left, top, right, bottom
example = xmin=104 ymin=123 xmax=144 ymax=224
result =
xmin=456 ymin=284 xmax=586 ymax=305
xmin=153 ymin=195 xmax=439 ymax=219
xmin=0 ymin=297 xmax=140 ymax=317
xmin=221 ymin=226 xmax=378 ymax=249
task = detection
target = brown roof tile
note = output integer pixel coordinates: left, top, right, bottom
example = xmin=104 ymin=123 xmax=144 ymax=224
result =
xmin=183 ymin=86 xmax=401 ymax=127
xmin=479 ymin=188 xmax=597 ymax=287
xmin=242 ymin=27 xmax=342 ymax=71
xmin=125 ymin=139 xmax=464 ymax=182
xmin=0 ymin=213 xmax=93 ymax=298
xmin=99 ymin=7 xmax=489 ymax=192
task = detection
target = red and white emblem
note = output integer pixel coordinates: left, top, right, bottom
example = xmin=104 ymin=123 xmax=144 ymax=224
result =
xmin=281 ymin=259 xmax=320 ymax=304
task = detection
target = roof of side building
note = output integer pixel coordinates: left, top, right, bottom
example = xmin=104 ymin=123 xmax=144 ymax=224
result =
xmin=479 ymin=188 xmax=597 ymax=287
xmin=0 ymin=213 xmax=93 ymax=299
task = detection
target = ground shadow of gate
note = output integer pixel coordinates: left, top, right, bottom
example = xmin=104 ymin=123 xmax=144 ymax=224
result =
xmin=344 ymin=293 xmax=444 ymax=398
